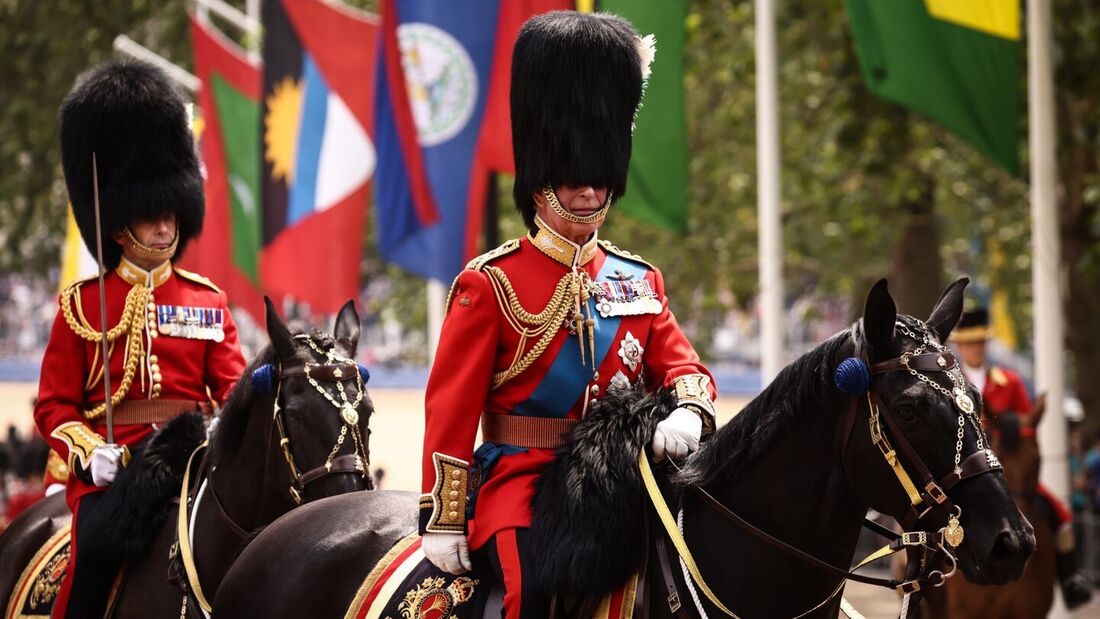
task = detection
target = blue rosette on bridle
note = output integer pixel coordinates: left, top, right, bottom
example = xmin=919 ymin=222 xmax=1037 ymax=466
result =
xmin=834 ymin=357 xmax=870 ymax=395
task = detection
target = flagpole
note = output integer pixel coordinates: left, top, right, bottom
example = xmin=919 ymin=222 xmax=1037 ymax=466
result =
xmin=755 ymin=0 xmax=784 ymax=385
xmin=1028 ymin=7 xmax=1070 ymax=614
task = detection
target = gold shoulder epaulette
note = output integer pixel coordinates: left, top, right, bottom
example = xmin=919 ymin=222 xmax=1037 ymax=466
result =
xmin=61 ymin=275 xmax=96 ymax=297
xmin=174 ymin=267 xmax=222 ymax=293
xmin=598 ymin=239 xmax=654 ymax=271
xmin=465 ymin=239 xmax=521 ymax=272
xmin=989 ymin=366 xmax=1009 ymax=387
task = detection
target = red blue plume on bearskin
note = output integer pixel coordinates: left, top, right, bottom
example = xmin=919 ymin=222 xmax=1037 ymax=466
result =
xmin=510 ymin=11 xmax=644 ymax=232
xmin=60 ymin=60 xmax=204 ymax=269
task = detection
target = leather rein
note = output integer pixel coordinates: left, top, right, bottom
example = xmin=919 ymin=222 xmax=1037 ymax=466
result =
xmin=648 ymin=326 xmax=1004 ymax=617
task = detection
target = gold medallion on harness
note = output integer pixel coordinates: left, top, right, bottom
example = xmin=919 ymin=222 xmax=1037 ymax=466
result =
xmin=944 ymin=515 xmax=965 ymax=548
xmin=342 ymin=405 xmax=359 ymax=426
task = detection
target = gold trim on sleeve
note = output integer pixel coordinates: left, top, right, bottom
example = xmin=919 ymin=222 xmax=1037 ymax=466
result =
xmin=50 ymin=422 xmax=105 ymax=471
xmin=674 ymin=373 xmax=717 ymax=422
xmin=425 ymin=453 xmax=469 ymax=533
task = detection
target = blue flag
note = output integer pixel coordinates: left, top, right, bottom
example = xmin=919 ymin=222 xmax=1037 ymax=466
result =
xmin=374 ymin=0 xmax=501 ymax=283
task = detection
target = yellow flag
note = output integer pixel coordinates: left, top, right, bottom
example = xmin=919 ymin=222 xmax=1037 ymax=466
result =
xmin=59 ymin=208 xmax=97 ymax=293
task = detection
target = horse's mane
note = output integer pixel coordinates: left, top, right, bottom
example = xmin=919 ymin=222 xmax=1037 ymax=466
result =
xmin=678 ymin=329 xmax=852 ymax=488
xmin=210 ymin=343 xmax=276 ymax=458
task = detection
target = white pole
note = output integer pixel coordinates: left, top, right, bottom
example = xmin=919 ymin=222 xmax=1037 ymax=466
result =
xmin=755 ymin=0 xmax=784 ymax=385
xmin=426 ymin=279 xmax=446 ymax=365
xmin=1028 ymin=1 xmax=1069 ymax=614
xmin=193 ymin=0 xmax=261 ymax=36
xmin=113 ymin=36 xmax=200 ymax=93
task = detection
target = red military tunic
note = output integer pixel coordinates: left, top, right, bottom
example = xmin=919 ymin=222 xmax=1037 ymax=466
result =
xmin=420 ymin=221 xmax=715 ymax=549
xmin=975 ymin=365 xmax=1031 ymax=418
xmin=34 ymin=257 xmax=246 ymax=510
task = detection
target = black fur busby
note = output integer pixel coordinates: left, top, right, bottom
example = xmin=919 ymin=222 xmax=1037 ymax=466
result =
xmin=60 ymin=60 xmax=204 ymax=269
xmin=511 ymin=11 xmax=644 ymax=231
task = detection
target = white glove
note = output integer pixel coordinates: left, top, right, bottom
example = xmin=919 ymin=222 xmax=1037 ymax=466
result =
xmin=89 ymin=444 xmax=125 ymax=487
xmin=651 ymin=407 xmax=703 ymax=462
xmin=422 ymin=532 xmax=472 ymax=574
xmin=45 ymin=483 xmax=66 ymax=497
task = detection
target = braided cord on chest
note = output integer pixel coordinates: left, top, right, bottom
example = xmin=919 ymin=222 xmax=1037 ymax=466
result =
xmin=61 ymin=283 xmax=150 ymax=420
xmin=484 ymin=266 xmax=579 ymax=390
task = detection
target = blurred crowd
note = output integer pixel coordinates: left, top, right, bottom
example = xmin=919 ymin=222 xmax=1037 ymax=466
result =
xmin=0 ymin=424 xmax=49 ymax=533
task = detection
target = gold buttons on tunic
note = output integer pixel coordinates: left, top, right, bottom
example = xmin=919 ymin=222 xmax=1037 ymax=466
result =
xmin=590 ymin=384 xmax=599 ymax=395
xmin=451 ymin=480 xmax=460 ymax=489
xmin=148 ymin=355 xmax=158 ymax=364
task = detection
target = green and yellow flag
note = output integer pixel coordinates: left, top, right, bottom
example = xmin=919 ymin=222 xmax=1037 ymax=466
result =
xmin=847 ymin=0 xmax=1021 ymax=174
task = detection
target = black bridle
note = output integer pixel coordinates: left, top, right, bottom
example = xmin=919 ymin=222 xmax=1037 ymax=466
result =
xmin=655 ymin=323 xmax=1005 ymax=617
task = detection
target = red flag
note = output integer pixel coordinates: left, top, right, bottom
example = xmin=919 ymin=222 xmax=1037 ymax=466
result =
xmin=186 ymin=17 xmax=265 ymax=321
xmin=258 ymin=0 xmax=381 ymax=313
xmin=463 ymin=0 xmax=572 ymax=257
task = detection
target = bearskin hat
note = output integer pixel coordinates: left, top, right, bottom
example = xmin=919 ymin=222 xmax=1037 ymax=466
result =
xmin=60 ymin=60 xmax=204 ymax=269
xmin=953 ymin=308 xmax=991 ymax=343
xmin=511 ymin=11 xmax=644 ymax=231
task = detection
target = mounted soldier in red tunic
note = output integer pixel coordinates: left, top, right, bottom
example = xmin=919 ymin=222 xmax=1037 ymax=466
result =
xmin=417 ymin=11 xmax=716 ymax=617
xmin=34 ymin=60 xmax=246 ymax=619
xmin=952 ymin=308 xmax=1092 ymax=609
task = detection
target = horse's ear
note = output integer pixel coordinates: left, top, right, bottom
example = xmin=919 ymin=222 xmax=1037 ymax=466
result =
xmin=334 ymin=299 xmax=360 ymax=356
xmin=926 ymin=277 xmax=970 ymax=344
xmin=265 ymin=297 xmax=296 ymax=362
xmin=862 ymin=279 xmax=897 ymax=355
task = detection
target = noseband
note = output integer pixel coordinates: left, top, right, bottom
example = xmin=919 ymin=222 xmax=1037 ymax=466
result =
xmin=254 ymin=336 xmax=371 ymax=504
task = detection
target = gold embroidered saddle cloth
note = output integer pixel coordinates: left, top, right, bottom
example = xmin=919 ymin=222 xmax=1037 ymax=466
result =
xmin=4 ymin=524 xmax=71 ymax=619
xmin=343 ymin=533 xmax=639 ymax=619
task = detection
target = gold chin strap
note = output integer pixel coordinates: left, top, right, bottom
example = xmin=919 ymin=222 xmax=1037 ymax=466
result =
xmin=542 ymin=186 xmax=612 ymax=224
xmin=123 ymin=227 xmax=178 ymax=261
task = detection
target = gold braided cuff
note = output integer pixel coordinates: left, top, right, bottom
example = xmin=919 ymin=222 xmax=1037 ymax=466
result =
xmin=674 ymin=374 xmax=717 ymax=434
xmin=50 ymin=422 xmax=105 ymax=472
xmin=421 ymin=453 xmax=469 ymax=534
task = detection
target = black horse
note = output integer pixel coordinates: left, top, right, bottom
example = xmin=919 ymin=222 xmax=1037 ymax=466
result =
xmin=0 ymin=299 xmax=375 ymax=618
xmin=210 ymin=279 xmax=1034 ymax=618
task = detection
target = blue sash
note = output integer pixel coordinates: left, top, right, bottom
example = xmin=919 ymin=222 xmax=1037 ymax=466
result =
xmin=512 ymin=253 xmax=648 ymax=418
xmin=470 ymin=253 xmax=649 ymax=516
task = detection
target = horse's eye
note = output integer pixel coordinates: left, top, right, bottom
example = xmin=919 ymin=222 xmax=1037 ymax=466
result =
xmin=285 ymin=382 xmax=307 ymax=397
xmin=896 ymin=406 xmax=918 ymax=422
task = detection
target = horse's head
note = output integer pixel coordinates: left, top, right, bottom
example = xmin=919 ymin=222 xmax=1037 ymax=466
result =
xmin=262 ymin=298 xmax=375 ymax=503
xmin=841 ymin=278 xmax=1033 ymax=586
xmin=986 ymin=397 xmax=1045 ymax=510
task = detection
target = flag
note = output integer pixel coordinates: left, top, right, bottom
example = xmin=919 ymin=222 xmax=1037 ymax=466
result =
xmin=463 ymin=0 xmax=573 ymax=257
xmin=847 ymin=0 xmax=1020 ymax=174
xmin=374 ymin=0 xmax=502 ymax=283
xmin=59 ymin=209 xmax=97 ymax=292
xmin=188 ymin=16 xmax=265 ymax=320
xmin=594 ymin=0 xmax=690 ymax=232
xmin=259 ymin=0 xmax=380 ymax=313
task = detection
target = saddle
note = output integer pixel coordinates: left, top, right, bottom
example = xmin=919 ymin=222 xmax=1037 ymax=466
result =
xmin=346 ymin=385 xmax=673 ymax=619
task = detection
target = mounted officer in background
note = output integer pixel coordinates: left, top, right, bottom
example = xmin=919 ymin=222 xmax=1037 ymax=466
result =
xmin=34 ymin=60 xmax=246 ymax=619
xmin=418 ymin=11 xmax=716 ymax=617
xmin=952 ymin=308 xmax=1092 ymax=609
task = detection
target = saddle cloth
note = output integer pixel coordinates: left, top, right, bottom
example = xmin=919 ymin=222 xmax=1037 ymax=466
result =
xmin=4 ymin=524 xmax=71 ymax=619
xmin=344 ymin=533 xmax=639 ymax=619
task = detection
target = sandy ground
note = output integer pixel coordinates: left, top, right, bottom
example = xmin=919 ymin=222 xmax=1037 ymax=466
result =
xmin=5 ymin=383 xmax=1100 ymax=617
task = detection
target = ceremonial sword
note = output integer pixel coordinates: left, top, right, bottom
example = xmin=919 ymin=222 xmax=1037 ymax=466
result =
xmin=91 ymin=154 xmax=115 ymax=444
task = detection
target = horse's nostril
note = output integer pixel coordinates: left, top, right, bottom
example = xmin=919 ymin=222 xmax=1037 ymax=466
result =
xmin=991 ymin=529 xmax=1029 ymax=563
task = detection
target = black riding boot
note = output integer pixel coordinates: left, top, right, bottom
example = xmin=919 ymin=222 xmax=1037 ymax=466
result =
xmin=1057 ymin=547 xmax=1092 ymax=610
xmin=64 ymin=492 xmax=122 ymax=619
